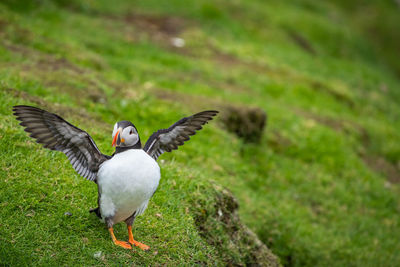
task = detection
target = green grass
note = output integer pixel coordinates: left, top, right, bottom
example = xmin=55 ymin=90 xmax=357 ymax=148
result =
xmin=1 ymin=0 xmax=400 ymax=266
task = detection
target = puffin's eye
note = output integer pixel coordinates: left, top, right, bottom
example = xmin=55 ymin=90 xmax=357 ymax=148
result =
xmin=129 ymin=129 xmax=133 ymax=135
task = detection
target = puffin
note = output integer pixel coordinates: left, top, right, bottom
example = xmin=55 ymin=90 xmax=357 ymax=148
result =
xmin=13 ymin=105 xmax=218 ymax=250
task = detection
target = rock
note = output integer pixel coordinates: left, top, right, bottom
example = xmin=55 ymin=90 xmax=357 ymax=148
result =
xmin=170 ymin=37 xmax=185 ymax=48
xmin=93 ymin=251 xmax=102 ymax=259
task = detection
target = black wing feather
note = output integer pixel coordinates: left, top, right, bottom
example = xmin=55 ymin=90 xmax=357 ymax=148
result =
xmin=13 ymin=105 xmax=110 ymax=182
xmin=143 ymin=110 xmax=218 ymax=160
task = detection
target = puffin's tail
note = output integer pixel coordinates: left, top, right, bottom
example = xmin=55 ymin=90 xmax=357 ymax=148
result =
xmin=89 ymin=207 xmax=102 ymax=219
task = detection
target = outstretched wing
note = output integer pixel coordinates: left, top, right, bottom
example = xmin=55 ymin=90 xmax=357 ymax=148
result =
xmin=13 ymin=105 xmax=110 ymax=182
xmin=143 ymin=110 xmax=218 ymax=160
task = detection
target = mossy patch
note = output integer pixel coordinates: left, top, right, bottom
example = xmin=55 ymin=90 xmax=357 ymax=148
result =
xmin=221 ymin=105 xmax=267 ymax=143
xmin=192 ymin=184 xmax=280 ymax=266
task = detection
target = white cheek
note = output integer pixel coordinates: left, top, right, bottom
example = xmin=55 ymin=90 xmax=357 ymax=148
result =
xmin=120 ymin=127 xmax=138 ymax=146
xmin=127 ymin=134 xmax=139 ymax=145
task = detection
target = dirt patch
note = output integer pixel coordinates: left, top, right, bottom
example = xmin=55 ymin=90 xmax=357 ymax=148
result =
xmin=0 ymin=22 xmax=38 ymax=47
xmin=0 ymin=19 xmax=8 ymax=34
xmin=106 ymin=12 xmax=191 ymax=52
xmin=36 ymin=57 xmax=83 ymax=73
xmin=362 ymin=155 xmax=400 ymax=184
xmin=358 ymin=129 xmax=400 ymax=184
xmin=286 ymin=29 xmax=317 ymax=56
xmin=267 ymin=130 xmax=292 ymax=153
xmin=192 ymin=184 xmax=281 ymax=266
xmin=124 ymin=13 xmax=185 ymax=36
xmin=3 ymin=43 xmax=35 ymax=56
xmin=310 ymin=81 xmax=355 ymax=108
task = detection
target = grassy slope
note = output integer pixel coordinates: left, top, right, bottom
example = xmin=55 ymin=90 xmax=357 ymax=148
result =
xmin=0 ymin=0 xmax=400 ymax=266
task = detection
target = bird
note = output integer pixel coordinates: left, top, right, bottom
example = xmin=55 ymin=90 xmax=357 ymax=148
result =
xmin=12 ymin=105 xmax=218 ymax=250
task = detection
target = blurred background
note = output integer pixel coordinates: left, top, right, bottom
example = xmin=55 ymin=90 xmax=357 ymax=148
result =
xmin=0 ymin=0 xmax=400 ymax=266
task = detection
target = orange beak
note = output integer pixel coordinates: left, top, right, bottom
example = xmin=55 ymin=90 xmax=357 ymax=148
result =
xmin=112 ymin=128 xmax=122 ymax=147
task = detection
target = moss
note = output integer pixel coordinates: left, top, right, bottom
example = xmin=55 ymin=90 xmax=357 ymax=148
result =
xmin=192 ymin=184 xmax=280 ymax=267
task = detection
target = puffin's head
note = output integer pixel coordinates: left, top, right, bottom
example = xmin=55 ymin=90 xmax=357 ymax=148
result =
xmin=112 ymin=120 xmax=140 ymax=148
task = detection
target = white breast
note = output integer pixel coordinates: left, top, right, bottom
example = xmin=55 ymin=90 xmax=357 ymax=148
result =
xmin=97 ymin=149 xmax=160 ymax=224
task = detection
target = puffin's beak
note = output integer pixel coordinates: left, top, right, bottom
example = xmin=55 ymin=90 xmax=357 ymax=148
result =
xmin=112 ymin=128 xmax=122 ymax=147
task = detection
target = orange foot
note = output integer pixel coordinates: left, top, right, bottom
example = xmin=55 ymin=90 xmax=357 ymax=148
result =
xmin=114 ymin=240 xmax=132 ymax=249
xmin=127 ymin=225 xmax=150 ymax=251
xmin=109 ymin=227 xmax=132 ymax=249
xmin=130 ymin=239 xmax=150 ymax=251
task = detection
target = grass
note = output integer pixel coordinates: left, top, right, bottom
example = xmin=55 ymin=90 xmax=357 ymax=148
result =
xmin=0 ymin=0 xmax=400 ymax=266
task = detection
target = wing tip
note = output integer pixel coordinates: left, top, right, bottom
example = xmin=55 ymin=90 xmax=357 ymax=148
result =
xmin=12 ymin=105 xmax=44 ymax=119
xmin=12 ymin=105 xmax=39 ymax=111
xmin=199 ymin=110 xmax=219 ymax=115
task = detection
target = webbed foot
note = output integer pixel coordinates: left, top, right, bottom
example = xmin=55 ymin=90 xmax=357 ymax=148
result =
xmin=127 ymin=225 xmax=150 ymax=251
